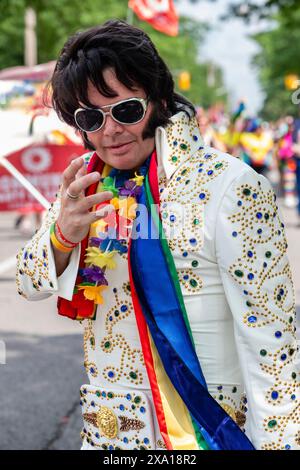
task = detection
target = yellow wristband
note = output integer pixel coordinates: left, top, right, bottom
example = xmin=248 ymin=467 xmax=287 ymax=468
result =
xmin=50 ymin=225 xmax=73 ymax=253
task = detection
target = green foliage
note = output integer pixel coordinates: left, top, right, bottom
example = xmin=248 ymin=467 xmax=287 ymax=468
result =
xmin=0 ymin=0 xmax=227 ymax=108
xmin=253 ymin=6 xmax=300 ymax=119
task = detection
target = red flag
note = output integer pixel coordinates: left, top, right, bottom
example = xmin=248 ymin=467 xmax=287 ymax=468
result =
xmin=128 ymin=0 xmax=179 ymax=36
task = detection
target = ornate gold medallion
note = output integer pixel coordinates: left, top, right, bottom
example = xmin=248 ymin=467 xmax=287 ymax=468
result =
xmin=96 ymin=406 xmax=118 ymax=439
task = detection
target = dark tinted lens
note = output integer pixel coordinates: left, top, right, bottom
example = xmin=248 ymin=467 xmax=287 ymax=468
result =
xmin=112 ymin=100 xmax=144 ymax=124
xmin=75 ymin=109 xmax=104 ymax=132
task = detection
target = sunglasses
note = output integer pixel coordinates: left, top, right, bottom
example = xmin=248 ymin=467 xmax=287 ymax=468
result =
xmin=74 ymin=97 xmax=148 ymax=133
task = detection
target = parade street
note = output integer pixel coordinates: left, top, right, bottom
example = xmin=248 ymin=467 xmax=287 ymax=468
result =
xmin=0 ymin=201 xmax=299 ymax=450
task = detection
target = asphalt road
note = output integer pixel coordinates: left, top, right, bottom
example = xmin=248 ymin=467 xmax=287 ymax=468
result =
xmin=0 ymin=200 xmax=299 ymax=450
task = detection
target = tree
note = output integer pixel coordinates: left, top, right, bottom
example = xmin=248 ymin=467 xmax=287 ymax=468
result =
xmin=0 ymin=0 xmax=227 ymax=108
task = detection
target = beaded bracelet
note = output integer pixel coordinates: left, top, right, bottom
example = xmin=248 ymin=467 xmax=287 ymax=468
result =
xmin=50 ymin=223 xmax=73 ymax=253
xmin=55 ymin=221 xmax=78 ymax=248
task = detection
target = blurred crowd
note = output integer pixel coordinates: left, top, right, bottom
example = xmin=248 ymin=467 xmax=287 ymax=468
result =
xmin=196 ymin=103 xmax=300 ymax=223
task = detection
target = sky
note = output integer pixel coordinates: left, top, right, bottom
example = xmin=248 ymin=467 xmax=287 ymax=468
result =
xmin=177 ymin=0 xmax=268 ymax=114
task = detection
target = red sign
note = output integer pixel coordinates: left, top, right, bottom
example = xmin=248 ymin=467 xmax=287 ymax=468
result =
xmin=128 ymin=0 xmax=179 ymax=36
xmin=0 ymin=144 xmax=85 ymax=211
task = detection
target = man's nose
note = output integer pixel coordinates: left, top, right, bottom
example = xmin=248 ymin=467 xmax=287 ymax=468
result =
xmin=102 ymin=114 xmax=124 ymax=136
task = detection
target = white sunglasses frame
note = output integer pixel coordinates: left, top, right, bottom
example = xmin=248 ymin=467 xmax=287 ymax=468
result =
xmin=74 ymin=97 xmax=148 ymax=133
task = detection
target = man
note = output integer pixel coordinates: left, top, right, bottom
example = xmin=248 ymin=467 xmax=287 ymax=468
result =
xmin=16 ymin=20 xmax=299 ymax=450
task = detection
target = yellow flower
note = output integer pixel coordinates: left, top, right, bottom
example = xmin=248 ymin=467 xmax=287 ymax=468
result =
xmin=130 ymin=173 xmax=144 ymax=186
xmin=77 ymin=284 xmax=107 ymax=304
xmin=119 ymin=197 xmax=138 ymax=219
xmin=85 ymin=247 xmax=117 ymax=269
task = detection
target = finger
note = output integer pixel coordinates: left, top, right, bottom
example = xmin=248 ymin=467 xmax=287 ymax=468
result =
xmin=82 ymin=191 xmax=114 ymax=211
xmin=62 ymin=156 xmax=85 ymax=190
xmin=75 ymin=162 xmax=87 ymax=180
xmin=68 ymin=171 xmax=101 ymax=196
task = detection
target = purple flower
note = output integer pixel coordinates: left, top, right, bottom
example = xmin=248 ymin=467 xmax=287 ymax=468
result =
xmin=119 ymin=180 xmax=142 ymax=198
xmin=89 ymin=237 xmax=104 ymax=248
xmin=79 ymin=266 xmax=108 ymax=285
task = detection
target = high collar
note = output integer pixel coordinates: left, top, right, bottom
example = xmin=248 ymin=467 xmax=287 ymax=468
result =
xmin=155 ymin=111 xmax=205 ymax=180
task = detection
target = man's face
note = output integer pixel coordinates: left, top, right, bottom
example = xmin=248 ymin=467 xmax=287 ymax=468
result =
xmin=84 ymin=68 xmax=155 ymax=170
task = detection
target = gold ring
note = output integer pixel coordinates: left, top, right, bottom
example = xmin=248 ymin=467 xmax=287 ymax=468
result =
xmin=66 ymin=189 xmax=80 ymax=200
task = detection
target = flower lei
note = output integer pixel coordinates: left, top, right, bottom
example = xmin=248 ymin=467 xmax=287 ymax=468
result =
xmin=74 ymin=170 xmax=144 ymax=306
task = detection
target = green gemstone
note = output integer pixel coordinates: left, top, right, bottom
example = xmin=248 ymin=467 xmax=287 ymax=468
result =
xmin=215 ymin=163 xmax=223 ymax=169
xmin=180 ymin=143 xmax=188 ymax=150
xmin=268 ymin=419 xmax=277 ymax=429
xmin=104 ymin=341 xmax=111 ymax=349
xmin=219 ymin=395 xmax=224 ymax=400
xmin=134 ymin=396 xmax=141 ymax=404
xmin=190 ymin=279 xmax=198 ymax=288
xmin=277 ymin=295 xmax=282 ymax=301
xmin=172 ymin=156 xmax=178 ymax=162
xmin=192 ymin=260 xmax=199 ymax=268
xmin=181 ymin=169 xmax=187 ymax=175
xmin=292 ymin=372 xmax=296 ymax=379
xmin=107 ymin=392 xmax=114 ymax=398
xmin=185 ymin=179 xmax=190 ymax=185
xmin=260 ymin=349 xmax=267 ymax=357
xmin=232 ymin=387 xmax=237 ymax=393
xmin=193 ymin=218 xmax=200 ymax=225
xmin=162 ymin=212 xmax=168 ymax=219
xmin=102 ymin=444 xmax=107 ymax=450
xmin=246 ymin=301 xmax=252 ymax=307
xmin=129 ymin=371 xmax=137 ymax=380
xmin=289 ymin=349 xmax=295 ymax=356
xmin=289 ymin=316 xmax=293 ymax=324
xmin=265 ymin=251 xmax=272 ymax=258
xmin=235 ymin=270 xmax=244 ymax=278
xmin=243 ymin=188 xmax=251 ymax=196
xmin=265 ymin=213 xmax=270 ymax=220
xmin=96 ymin=391 xmax=101 ymax=397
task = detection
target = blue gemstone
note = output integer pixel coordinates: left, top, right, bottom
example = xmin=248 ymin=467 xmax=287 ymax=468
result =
xmin=124 ymin=437 xmax=129 ymax=443
xmin=238 ymin=200 xmax=242 ymax=206
xmin=248 ymin=316 xmax=257 ymax=323
xmin=91 ymin=401 xmax=95 ymax=407
xmin=95 ymin=433 xmax=100 ymax=438
xmin=189 ymin=238 xmax=197 ymax=245
xmin=248 ymin=273 xmax=254 ymax=280
xmin=109 ymin=316 xmax=113 ymax=321
xmin=199 ymin=163 xmax=203 ymax=167
xmin=257 ymin=228 xmax=263 ymax=234
xmin=279 ymin=289 xmax=284 ymax=295
xmin=232 ymin=231 xmax=238 ymax=237
xmin=170 ymin=215 xmax=176 ymax=222
xmin=182 ymin=252 xmax=188 ymax=257
xmin=217 ymin=385 xmax=223 ymax=390
xmin=183 ymin=275 xmax=189 ymax=280
xmin=144 ymin=438 xmax=149 ymax=444
xmin=173 ymin=140 xmax=178 ymax=146
xmin=285 ymin=445 xmax=291 ymax=450
xmin=121 ymin=305 xmax=128 ymax=312
xmin=243 ymin=290 xmax=248 ymax=295
xmin=207 ymin=170 xmax=214 ymax=175
xmin=43 ymin=262 xmax=47 ymax=267
xmin=120 ymin=404 xmax=125 ymax=411
xmin=205 ymin=154 xmax=212 ymax=159
xmin=256 ymin=212 xmax=263 ymax=219
xmin=199 ymin=146 xmax=204 ymax=150
xmin=109 ymin=445 xmax=114 ymax=450
xmin=90 ymin=367 xmax=95 ymax=374
xmin=199 ymin=193 xmax=206 ymax=199
xmin=102 ymin=392 xmax=106 ymax=397
xmin=198 ymin=169 xmax=203 ymax=173
xmin=113 ymin=288 xmax=117 ymax=293
xmin=271 ymin=391 xmax=278 ymax=400
xmin=275 ymin=331 xmax=282 ymax=338
xmin=263 ymin=262 xmax=267 ymax=268
xmin=291 ymin=394 xmax=296 ymax=400
xmin=126 ymin=394 xmax=132 ymax=400
xmin=193 ymin=135 xmax=198 ymax=141
xmin=140 ymin=407 xmax=146 ymax=413
xmin=281 ymin=354 xmax=287 ymax=361
xmin=247 ymin=251 xmax=253 ymax=257
xmin=108 ymin=371 xmax=115 ymax=378
xmin=278 ymin=230 xmax=281 ymax=235
xmin=252 ymin=193 xmax=257 ymax=199
xmin=176 ymin=177 xmax=181 ymax=181
xmin=79 ymin=400 xmax=83 ymax=406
